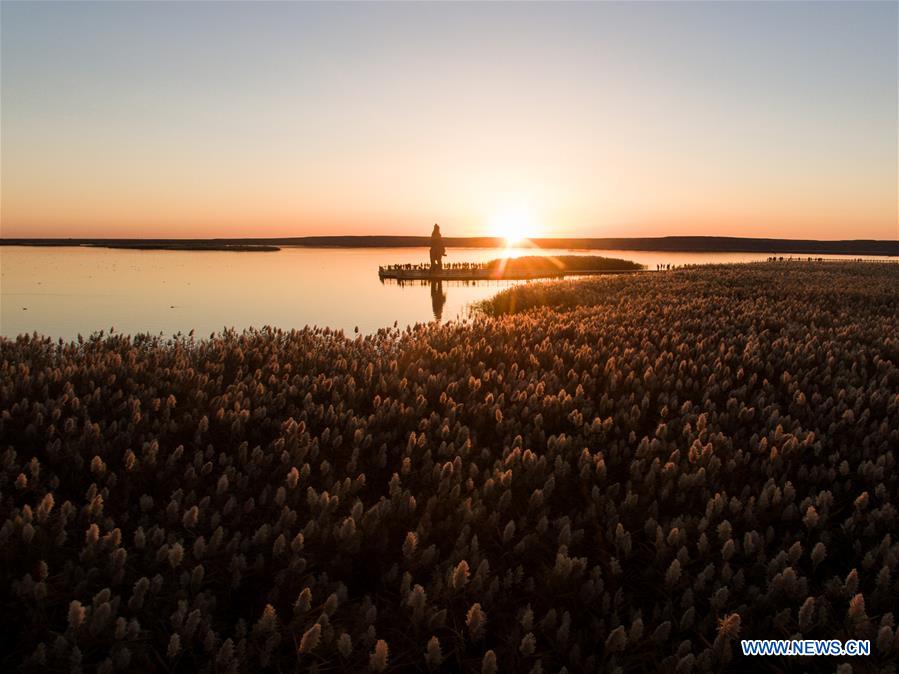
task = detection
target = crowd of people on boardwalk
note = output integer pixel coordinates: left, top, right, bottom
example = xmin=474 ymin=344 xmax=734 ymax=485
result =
xmin=379 ymin=261 xmax=488 ymax=273
xmin=767 ymin=256 xmax=828 ymax=262
xmin=653 ymin=257 xmax=887 ymax=270
xmin=766 ymin=256 xmax=884 ymax=262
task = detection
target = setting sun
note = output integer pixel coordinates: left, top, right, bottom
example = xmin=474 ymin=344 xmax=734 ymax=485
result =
xmin=489 ymin=204 xmax=540 ymax=246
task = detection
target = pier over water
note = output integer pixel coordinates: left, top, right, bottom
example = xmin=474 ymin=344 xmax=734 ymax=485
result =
xmin=378 ymin=255 xmax=646 ymax=281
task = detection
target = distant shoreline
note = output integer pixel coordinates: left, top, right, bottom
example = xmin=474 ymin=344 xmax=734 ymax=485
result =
xmin=0 ymin=241 xmax=281 ymax=252
xmin=1 ymin=236 xmax=897 ymax=256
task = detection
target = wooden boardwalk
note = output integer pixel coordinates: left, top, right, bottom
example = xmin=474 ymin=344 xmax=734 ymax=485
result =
xmin=378 ymin=266 xmax=647 ymax=281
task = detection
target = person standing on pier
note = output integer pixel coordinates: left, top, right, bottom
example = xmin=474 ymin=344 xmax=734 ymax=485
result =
xmin=429 ymin=223 xmax=446 ymax=272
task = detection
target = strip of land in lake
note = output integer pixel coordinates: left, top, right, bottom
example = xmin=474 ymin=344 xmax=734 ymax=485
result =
xmin=2 ymin=236 xmax=897 ymax=256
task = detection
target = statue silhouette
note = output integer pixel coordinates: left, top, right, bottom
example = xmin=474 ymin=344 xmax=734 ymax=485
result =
xmin=429 ymin=223 xmax=446 ymax=271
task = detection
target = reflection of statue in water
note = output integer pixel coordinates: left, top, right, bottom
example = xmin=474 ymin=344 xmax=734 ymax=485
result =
xmin=429 ymin=223 xmax=446 ymax=271
xmin=430 ymin=280 xmax=446 ymax=320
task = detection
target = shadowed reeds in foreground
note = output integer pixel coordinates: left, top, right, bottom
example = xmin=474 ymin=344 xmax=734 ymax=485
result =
xmin=1 ymin=263 xmax=897 ymax=672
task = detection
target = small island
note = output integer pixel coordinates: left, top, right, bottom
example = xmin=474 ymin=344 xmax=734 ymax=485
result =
xmin=379 ymin=254 xmax=645 ymax=281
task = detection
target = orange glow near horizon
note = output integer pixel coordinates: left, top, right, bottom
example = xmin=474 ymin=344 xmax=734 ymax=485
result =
xmin=2 ymin=188 xmax=896 ymax=241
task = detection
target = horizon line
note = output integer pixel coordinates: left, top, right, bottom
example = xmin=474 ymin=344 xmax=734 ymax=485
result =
xmin=2 ymin=234 xmax=897 ymax=244
xmin=2 ymin=234 xmax=896 ymax=258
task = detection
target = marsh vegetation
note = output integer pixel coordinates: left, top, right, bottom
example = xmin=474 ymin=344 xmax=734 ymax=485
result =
xmin=482 ymin=256 xmax=644 ymax=275
xmin=2 ymin=264 xmax=897 ymax=672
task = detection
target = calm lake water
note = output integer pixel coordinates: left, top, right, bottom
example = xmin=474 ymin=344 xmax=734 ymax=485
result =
xmin=1 ymin=246 xmax=892 ymax=339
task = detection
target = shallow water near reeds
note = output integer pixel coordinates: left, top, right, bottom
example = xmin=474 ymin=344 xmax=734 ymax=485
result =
xmin=1 ymin=245 xmax=893 ymax=339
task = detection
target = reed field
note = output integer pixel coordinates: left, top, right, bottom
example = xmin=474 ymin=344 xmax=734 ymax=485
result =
xmin=482 ymin=256 xmax=644 ymax=274
xmin=2 ymin=263 xmax=897 ymax=673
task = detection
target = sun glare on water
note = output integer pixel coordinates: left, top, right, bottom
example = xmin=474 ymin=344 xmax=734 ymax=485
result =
xmin=489 ymin=205 xmax=540 ymax=247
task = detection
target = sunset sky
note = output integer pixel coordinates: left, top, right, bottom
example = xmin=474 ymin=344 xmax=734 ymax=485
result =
xmin=2 ymin=1 xmax=896 ymax=240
